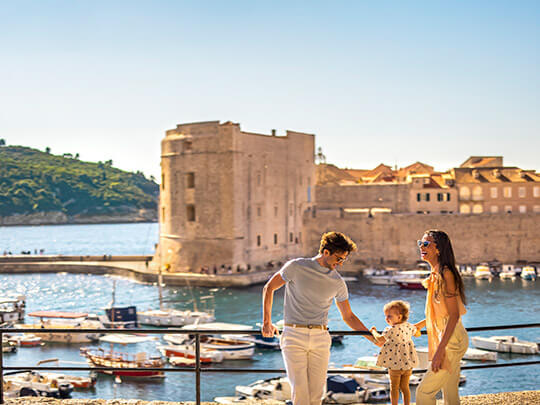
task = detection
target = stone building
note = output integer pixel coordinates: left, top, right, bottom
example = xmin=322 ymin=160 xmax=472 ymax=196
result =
xmin=154 ymin=120 xmax=315 ymax=273
xmin=453 ymin=157 xmax=540 ymax=215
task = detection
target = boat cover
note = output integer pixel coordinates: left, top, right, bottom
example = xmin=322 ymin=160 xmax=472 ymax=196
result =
xmin=326 ymin=375 xmax=359 ymax=394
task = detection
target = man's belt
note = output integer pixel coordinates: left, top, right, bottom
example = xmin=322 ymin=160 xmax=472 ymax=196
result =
xmin=284 ymin=323 xmax=328 ymax=330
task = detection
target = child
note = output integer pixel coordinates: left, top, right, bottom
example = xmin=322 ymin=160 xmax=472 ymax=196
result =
xmin=370 ymin=300 xmax=420 ymax=405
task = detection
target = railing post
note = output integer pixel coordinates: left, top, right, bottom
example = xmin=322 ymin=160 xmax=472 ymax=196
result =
xmin=195 ymin=333 xmax=200 ymax=405
xmin=1 ymin=330 xmax=4 ymax=405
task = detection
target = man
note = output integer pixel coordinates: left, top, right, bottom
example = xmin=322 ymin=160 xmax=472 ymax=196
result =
xmin=261 ymin=231 xmax=373 ymax=405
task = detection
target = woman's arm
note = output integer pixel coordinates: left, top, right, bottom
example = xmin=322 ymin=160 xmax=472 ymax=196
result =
xmin=431 ymin=270 xmax=461 ymax=372
xmin=414 ymin=319 xmax=426 ymax=330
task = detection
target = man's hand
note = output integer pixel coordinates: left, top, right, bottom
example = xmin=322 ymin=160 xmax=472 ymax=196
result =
xmin=262 ymin=321 xmax=279 ymax=338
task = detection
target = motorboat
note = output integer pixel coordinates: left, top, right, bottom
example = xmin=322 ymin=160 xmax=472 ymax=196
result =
xmin=158 ymin=344 xmax=224 ymax=363
xmin=16 ymin=311 xmax=103 ymax=343
xmin=416 ymin=346 xmax=497 ymax=362
xmin=2 ymin=336 xmax=17 ymax=353
xmin=521 ymin=266 xmax=537 ymax=281
xmin=137 ymin=269 xmax=215 ymax=326
xmin=8 ymin=333 xmax=43 ymax=347
xmin=474 ymin=265 xmax=493 ymax=280
xmin=365 ymin=268 xmax=401 ymax=286
xmin=35 ymin=359 xmax=97 ymax=389
xmin=235 ymin=376 xmax=291 ymax=400
xmin=4 ymin=371 xmax=74 ymax=398
xmin=181 ymin=322 xmax=256 ymax=360
xmin=0 ymin=295 xmax=26 ymax=325
xmin=394 ymin=270 xmax=430 ymax=290
xmin=499 ymin=265 xmax=517 ymax=280
xmin=471 ymin=336 xmax=539 ymax=354
xmin=163 ymin=333 xmax=188 ymax=345
xmin=80 ymin=347 xmax=165 ymax=378
xmin=459 ymin=265 xmax=475 ymax=277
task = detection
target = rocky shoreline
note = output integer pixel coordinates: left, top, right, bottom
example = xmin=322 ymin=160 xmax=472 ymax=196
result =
xmin=3 ymin=391 xmax=540 ymax=405
xmin=0 ymin=209 xmax=157 ymax=226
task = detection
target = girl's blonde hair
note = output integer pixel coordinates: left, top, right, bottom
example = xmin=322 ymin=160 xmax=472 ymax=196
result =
xmin=384 ymin=300 xmax=411 ymax=321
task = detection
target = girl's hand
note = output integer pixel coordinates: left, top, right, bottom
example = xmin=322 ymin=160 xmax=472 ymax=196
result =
xmin=431 ymin=349 xmax=445 ymax=372
xmin=414 ymin=327 xmax=422 ymax=337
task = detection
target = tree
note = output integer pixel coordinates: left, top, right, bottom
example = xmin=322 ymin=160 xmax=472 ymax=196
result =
xmin=45 ymin=147 xmax=51 ymax=153
xmin=0 ymin=139 xmax=5 ymax=146
xmin=75 ymin=153 xmax=80 ymax=159
xmin=315 ymin=147 xmax=326 ymax=164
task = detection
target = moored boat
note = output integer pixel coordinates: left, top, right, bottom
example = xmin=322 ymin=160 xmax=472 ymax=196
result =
xmin=4 ymin=371 xmax=74 ymax=398
xmin=80 ymin=347 xmax=165 ymax=378
xmin=471 ymin=335 xmax=539 ymax=354
xmin=474 ymin=265 xmax=493 ymax=280
xmin=394 ymin=270 xmax=430 ymax=290
xmin=0 ymin=295 xmax=26 ymax=325
xmin=8 ymin=333 xmax=43 ymax=347
xmin=521 ymin=266 xmax=537 ymax=281
xmin=158 ymin=343 xmax=224 ymax=363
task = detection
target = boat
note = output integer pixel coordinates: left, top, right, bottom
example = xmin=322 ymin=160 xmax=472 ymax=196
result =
xmin=158 ymin=344 xmax=224 ymax=363
xmin=98 ymin=333 xmax=157 ymax=345
xmin=471 ymin=336 xmax=539 ymax=354
xmin=137 ymin=269 xmax=215 ymax=326
xmin=4 ymin=371 xmax=74 ymax=398
xmin=35 ymin=359 xmax=97 ymax=389
xmin=180 ymin=322 xmax=256 ymax=360
xmin=345 ymin=356 xmax=422 ymax=386
xmin=7 ymin=333 xmax=43 ymax=347
xmin=365 ymin=268 xmax=401 ymax=285
xmin=474 ymin=265 xmax=493 ymax=280
xmin=499 ymin=265 xmax=517 ymax=280
xmin=2 ymin=336 xmax=17 ymax=353
xmin=521 ymin=266 xmax=537 ymax=281
xmin=394 ymin=270 xmax=430 ymax=290
xmin=80 ymin=347 xmax=166 ymax=378
xmin=416 ymin=346 xmax=497 ymax=362
xmin=0 ymin=295 xmax=26 ymax=325
xmin=235 ymin=376 xmax=291 ymax=400
xmin=16 ymin=311 xmax=103 ymax=343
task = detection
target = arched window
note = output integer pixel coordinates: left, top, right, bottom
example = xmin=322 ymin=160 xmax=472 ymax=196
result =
xmin=460 ymin=204 xmax=470 ymax=214
xmin=459 ymin=186 xmax=470 ymax=200
xmin=472 ymin=204 xmax=483 ymax=214
xmin=472 ymin=186 xmax=483 ymax=200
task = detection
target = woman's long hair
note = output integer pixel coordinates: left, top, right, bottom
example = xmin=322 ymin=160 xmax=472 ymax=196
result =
xmin=425 ymin=230 xmax=467 ymax=305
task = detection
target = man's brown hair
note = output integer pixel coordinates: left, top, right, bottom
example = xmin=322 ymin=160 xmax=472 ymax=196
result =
xmin=318 ymin=231 xmax=357 ymax=255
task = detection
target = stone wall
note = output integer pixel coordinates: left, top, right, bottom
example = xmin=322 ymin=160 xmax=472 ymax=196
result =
xmin=303 ymin=210 xmax=540 ymax=268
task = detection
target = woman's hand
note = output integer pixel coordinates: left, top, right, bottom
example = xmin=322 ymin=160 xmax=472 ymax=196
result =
xmin=431 ymin=348 xmax=445 ymax=372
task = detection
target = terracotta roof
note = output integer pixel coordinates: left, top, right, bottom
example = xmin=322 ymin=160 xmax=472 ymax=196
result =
xmin=460 ymin=156 xmax=503 ymax=168
xmin=453 ymin=167 xmax=540 ymax=183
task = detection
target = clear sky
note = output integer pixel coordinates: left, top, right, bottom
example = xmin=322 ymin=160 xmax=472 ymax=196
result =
xmin=1 ymin=1 xmax=538 ymax=180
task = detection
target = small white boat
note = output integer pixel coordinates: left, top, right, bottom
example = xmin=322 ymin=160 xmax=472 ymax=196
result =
xmin=163 ymin=333 xmax=188 ymax=345
xmin=235 ymin=376 xmax=291 ymax=400
xmin=99 ymin=334 xmax=157 ymax=345
xmin=8 ymin=333 xmax=43 ymax=347
xmin=394 ymin=270 xmax=430 ymax=290
xmin=474 ymin=265 xmax=493 ymax=280
xmin=471 ymin=336 xmax=539 ymax=354
xmin=16 ymin=311 xmax=103 ymax=343
xmin=158 ymin=344 xmax=224 ymax=364
xmin=4 ymin=371 xmax=74 ymax=398
xmin=0 ymin=295 xmax=26 ymax=325
xmin=365 ymin=269 xmax=401 ymax=285
xmin=521 ymin=266 xmax=537 ymax=281
xmin=416 ymin=346 xmax=497 ymax=362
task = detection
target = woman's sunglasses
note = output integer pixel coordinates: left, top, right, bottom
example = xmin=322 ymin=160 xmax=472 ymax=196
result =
xmin=417 ymin=240 xmax=432 ymax=248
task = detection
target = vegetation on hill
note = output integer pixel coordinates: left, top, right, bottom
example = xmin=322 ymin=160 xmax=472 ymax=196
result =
xmin=0 ymin=144 xmax=159 ymax=217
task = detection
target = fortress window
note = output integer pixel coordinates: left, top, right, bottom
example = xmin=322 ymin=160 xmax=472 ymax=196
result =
xmin=472 ymin=204 xmax=483 ymax=214
xmin=274 ymin=233 xmax=278 ymax=245
xmin=186 ymin=172 xmax=195 ymax=189
xmin=416 ymin=193 xmax=421 ymax=202
xmin=446 ymin=193 xmax=451 ymax=201
xmin=186 ymin=205 xmax=196 ymax=221
xmin=459 ymin=186 xmax=470 ymax=200
xmin=519 ymin=187 xmax=526 ymax=198
xmin=534 ymin=186 xmax=540 ymax=197
xmin=460 ymin=204 xmax=470 ymax=214
xmin=289 ymin=232 xmax=293 ymax=242
xmin=491 ymin=187 xmax=498 ymax=199
xmin=505 ymin=205 xmax=512 ymax=213
xmin=504 ymin=187 xmax=512 ymax=198
xmin=425 ymin=193 xmax=430 ymax=202
xmin=534 ymin=205 xmax=540 ymax=213
xmin=257 ymin=235 xmax=261 ymax=247
xmin=519 ymin=205 xmax=526 ymax=213
xmin=491 ymin=205 xmax=499 ymax=213
xmin=437 ymin=193 xmax=443 ymax=202
xmin=161 ymin=174 xmax=165 ymax=190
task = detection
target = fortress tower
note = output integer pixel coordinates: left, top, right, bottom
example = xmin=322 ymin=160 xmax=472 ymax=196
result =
xmin=154 ymin=120 xmax=315 ymax=273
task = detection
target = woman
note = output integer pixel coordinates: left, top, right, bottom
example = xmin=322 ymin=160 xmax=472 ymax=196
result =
xmin=415 ymin=230 xmax=468 ymax=405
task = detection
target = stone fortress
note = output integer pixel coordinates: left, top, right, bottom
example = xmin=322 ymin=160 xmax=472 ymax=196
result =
xmin=154 ymin=121 xmax=540 ymax=273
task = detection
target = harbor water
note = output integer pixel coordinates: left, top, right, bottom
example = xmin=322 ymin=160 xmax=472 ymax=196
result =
xmin=0 ymin=223 xmax=539 ymax=401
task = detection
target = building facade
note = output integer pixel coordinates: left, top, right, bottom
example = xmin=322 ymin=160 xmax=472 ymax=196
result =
xmin=154 ymin=121 xmax=315 ymax=273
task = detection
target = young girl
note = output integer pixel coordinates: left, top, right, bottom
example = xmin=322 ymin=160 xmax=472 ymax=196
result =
xmin=370 ymin=300 xmax=420 ymax=405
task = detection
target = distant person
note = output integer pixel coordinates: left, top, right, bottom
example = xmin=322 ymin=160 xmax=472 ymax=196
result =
xmin=414 ymin=230 xmax=468 ymax=405
xmin=370 ymin=300 xmax=420 ymax=405
xmin=262 ymin=231 xmax=373 ymax=405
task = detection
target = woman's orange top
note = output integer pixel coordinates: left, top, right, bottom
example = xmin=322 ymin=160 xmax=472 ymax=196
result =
xmin=422 ymin=270 xmax=467 ymax=371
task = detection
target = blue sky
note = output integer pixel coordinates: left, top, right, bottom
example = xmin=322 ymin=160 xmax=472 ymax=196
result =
xmin=1 ymin=1 xmax=538 ymax=179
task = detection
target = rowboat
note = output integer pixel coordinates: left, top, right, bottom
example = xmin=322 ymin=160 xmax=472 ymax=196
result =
xmin=8 ymin=334 xmax=43 ymax=347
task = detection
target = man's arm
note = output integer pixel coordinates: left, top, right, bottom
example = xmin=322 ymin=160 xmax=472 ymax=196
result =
xmin=336 ymin=299 xmax=375 ymax=343
xmin=261 ymin=272 xmax=286 ymax=337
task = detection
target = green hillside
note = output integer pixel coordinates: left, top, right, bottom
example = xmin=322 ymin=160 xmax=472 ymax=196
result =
xmin=0 ymin=145 xmax=159 ymax=217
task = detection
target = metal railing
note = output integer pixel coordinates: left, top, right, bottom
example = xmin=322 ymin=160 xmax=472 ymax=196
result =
xmin=1 ymin=323 xmax=539 ymax=404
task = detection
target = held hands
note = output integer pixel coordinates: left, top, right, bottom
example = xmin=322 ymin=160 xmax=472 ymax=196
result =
xmin=261 ymin=321 xmax=279 ymax=338
xmin=414 ymin=327 xmax=422 ymax=338
xmin=369 ymin=326 xmax=384 ymax=347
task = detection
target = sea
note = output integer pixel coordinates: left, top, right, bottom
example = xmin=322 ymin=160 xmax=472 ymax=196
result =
xmin=0 ymin=223 xmax=539 ymax=402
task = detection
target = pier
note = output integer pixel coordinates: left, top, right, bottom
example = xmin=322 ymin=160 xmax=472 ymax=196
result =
xmin=0 ymin=256 xmax=275 ymax=287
